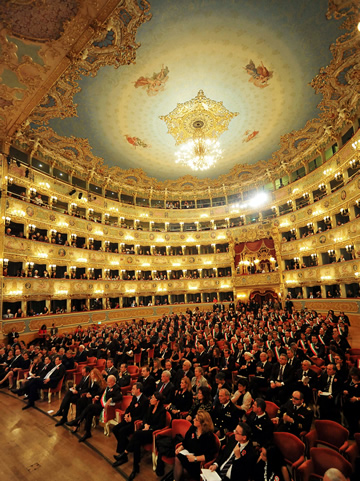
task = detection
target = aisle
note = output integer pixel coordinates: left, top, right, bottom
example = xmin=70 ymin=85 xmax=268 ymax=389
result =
xmin=0 ymin=392 xmax=156 ymax=481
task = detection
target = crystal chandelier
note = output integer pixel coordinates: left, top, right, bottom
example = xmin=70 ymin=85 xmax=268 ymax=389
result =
xmin=175 ymin=134 xmax=222 ymax=171
xmin=160 ymin=90 xmax=238 ymax=171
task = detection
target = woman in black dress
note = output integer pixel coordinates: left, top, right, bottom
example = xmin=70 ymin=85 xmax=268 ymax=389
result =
xmin=168 ymin=376 xmax=193 ymax=418
xmin=116 ymin=391 xmax=167 ymax=480
xmin=186 ymin=385 xmax=212 ymax=421
xmin=174 ymin=410 xmax=217 ymax=480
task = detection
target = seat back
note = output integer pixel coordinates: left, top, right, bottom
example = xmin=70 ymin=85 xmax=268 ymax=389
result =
xmin=273 ymin=431 xmax=305 ymax=465
xmin=314 ymin=419 xmax=349 ymax=450
xmin=134 ymin=353 xmax=142 ymax=365
xmin=50 ymin=376 xmax=64 ymax=394
xmin=171 ymin=419 xmax=191 ymax=439
xmin=310 ymin=357 xmax=325 ymax=367
xmin=120 ymin=395 xmax=133 ymax=412
xmin=310 ymin=447 xmax=352 ymax=479
xmin=344 ymin=432 xmax=360 ymax=468
xmin=96 ymin=359 xmax=106 ymax=371
xmin=128 ymin=365 xmax=139 ymax=376
xmin=148 ymin=348 xmax=155 ymax=360
xmin=265 ymin=400 xmax=279 ymax=419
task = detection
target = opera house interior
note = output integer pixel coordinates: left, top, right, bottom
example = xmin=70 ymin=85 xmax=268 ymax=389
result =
xmin=1 ymin=1 xmax=360 ymax=480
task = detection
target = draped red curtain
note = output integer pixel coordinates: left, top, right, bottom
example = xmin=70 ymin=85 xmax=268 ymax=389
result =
xmin=234 ymin=238 xmax=276 ymax=266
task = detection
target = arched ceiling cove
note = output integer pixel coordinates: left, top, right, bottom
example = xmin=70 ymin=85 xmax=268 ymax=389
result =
xmin=47 ymin=0 xmax=342 ymax=181
xmin=1 ymin=0 xmax=359 ymax=192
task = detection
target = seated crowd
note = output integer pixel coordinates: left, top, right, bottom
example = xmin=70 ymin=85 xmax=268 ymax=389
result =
xmin=1 ymin=301 xmax=358 ymax=480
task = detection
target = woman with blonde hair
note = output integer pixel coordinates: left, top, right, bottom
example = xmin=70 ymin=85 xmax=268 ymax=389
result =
xmin=168 ymin=376 xmax=193 ymax=417
xmin=174 ymin=410 xmax=217 ymax=480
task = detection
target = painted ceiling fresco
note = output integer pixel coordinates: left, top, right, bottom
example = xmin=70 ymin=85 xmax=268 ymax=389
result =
xmin=1 ymin=0 xmax=360 ymax=191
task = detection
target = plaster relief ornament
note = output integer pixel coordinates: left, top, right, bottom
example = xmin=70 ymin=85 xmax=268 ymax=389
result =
xmin=160 ymin=90 xmax=238 ymax=171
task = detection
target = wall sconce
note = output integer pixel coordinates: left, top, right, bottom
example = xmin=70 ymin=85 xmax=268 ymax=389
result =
xmin=290 ymin=228 xmax=296 ymax=234
xmin=350 ymin=158 xmax=359 ymax=168
xmin=335 ymin=172 xmax=343 ymax=181
xmin=88 ymin=267 xmax=94 ymax=272
xmin=352 ymin=140 xmax=360 ymax=151
xmin=104 ymin=213 xmax=109 ymax=219
xmin=303 ymin=193 xmax=309 ymax=199
xmin=340 ymin=208 xmax=349 ymax=216
xmin=50 ymin=229 xmax=57 ymax=238
xmin=49 ymin=264 xmax=56 ymax=272
xmin=5 ymin=217 xmax=11 ymax=225
xmin=307 ymin=222 xmax=313 ymax=229
xmin=29 ymin=187 xmax=36 ymax=196
xmin=294 ymin=257 xmax=300 ymax=262
xmin=324 ymin=216 xmax=331 ymax=223
xmin=328 ymin=250 xmax=335 ymax=257
xmin=287 ymin=200 xmax=292 ymax=205
xmin=318 ymin=184 xmax=326 ymax=191
xmin=28 ymin=224 xmax=36 ymax=233
xmin=89 ymin=238 xmax=94 ymax=245
xmin=345 ymin=245 xmax=354 ymax=252
xmin=71 ymin=203 xmax=77 ymax=209
xmin=70 ymin=234 xmax=77 ymax=241
xmin=3 ymin=258 xmax=9 ymax=267
xmin=311 ymin=253 xmax=317 ymax=259
xmin=7 ymin=177 xmax=13 ymax=185
xmin=51 ymin=196 xmax=57 ymax=203
xmin=70 ymin=266 xmax=76 ymax=272
xmin=27 ymin=261 xmax=34 ymax=269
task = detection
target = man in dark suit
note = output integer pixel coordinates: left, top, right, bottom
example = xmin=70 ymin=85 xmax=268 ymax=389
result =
xmin=156 ymin=370 xmax=175 ymax=405
xmin=292 ymin=359 xmax=317 ymax=404
xmin=102 ymin=358 xmax=119 ymax=381
xmin=74 ymin=344 xmax=88 ymax=363
xmin=174 ymin=360 xmax=194 ymax=390
xmin=318 ymin=363 xmax=343 ymax=422
xmin=112 ymin=382 xmax=149 ymax=467
xmin=69 ymin=374 xmax=123 ymax=442
xmin=137 ymin=365 xmax=156 ymax=397
xmin=193 ymin=343 xmax=210 ymax=367
xmin=249 ymin=351 xmax=273 ymax=398
xmin=209 ymin=422 xmax=256 ymax=480
xmin=212 ymin=388 xmax=239 ymax=439
xmin=219 ymin=348 xmax=236 ymax=381
xmin=23 ymin=355 xmax=66 ymax=409
xmin=268 ymin=354 xmax=293 ymax=404
xmin=53 ymin=365 xmax=91 ymax=425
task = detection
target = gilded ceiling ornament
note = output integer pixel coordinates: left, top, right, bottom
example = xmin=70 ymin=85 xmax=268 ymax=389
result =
xmin=160 ymin=89 xmax=238 ymax=146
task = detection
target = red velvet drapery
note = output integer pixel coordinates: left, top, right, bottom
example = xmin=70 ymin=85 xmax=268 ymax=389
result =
xmin=234 ymin=238 xmax=276 ymax=266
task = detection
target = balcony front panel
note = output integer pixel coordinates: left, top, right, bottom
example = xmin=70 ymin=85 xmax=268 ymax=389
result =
xmin=2 ymin=276 xmax=234 ymax=301
xmin=283 ymin=260 xmax=360 ymax=286
xmin=234 ymin=271 xmax=280 ymax=288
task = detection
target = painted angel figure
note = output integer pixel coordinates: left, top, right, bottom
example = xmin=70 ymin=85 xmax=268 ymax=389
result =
xmin=244 ymin=59 xmax=273 ymax=88
xmin=134 ymin=65 xmax=169 ymax=96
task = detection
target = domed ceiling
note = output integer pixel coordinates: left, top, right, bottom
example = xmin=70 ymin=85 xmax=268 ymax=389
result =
xmin=1 ymin=0 xmax=359 ymax=192
xmin=47 ymin=0 xmax=341 ymax=181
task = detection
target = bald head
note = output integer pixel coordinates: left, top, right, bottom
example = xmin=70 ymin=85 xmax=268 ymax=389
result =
xmin=323 ymin=468 xmax=346 ymax=481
